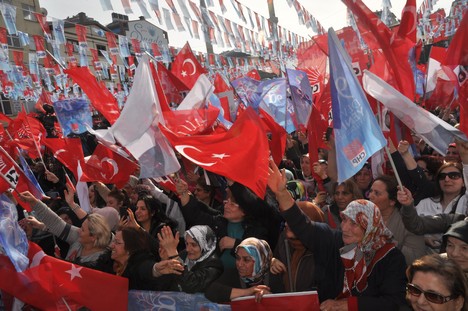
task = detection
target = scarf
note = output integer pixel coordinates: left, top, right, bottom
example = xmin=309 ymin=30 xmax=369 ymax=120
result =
xmin=236 ymin=237 xmax=272 ymax=286
xmin=184 ymin=225 xmax=217 ymax=271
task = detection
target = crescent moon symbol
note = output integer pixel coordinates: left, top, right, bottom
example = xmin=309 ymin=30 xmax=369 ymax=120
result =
xmin=182 ymin=59 xmax=197 ymax=76
xmin=100 ymin=157 xmax=119 ymax=179
xmin=54 ymin=149 xmax=66 ymax=158
xmin=400 ymin=6 xmax=417 ymax=36
xmin=175 ymin=145 xmax=216 ymax=167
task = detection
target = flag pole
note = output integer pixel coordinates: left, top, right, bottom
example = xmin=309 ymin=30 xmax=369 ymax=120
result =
xmin=46 ymin=50 xmax=66 ymax=70
xmin=20 ymin=104 xmax=48 ymax=171
xmin=384 ymin=146 xmax=403 ymax=190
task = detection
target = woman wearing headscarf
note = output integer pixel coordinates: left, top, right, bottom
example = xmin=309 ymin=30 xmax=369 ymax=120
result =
xmin=268 ymin=160 xmax=407 ymax=311
xmin=158 ymin=225 xmax=223 ymax=293
xmin=205 ymin=237 xmax=273 ymax=303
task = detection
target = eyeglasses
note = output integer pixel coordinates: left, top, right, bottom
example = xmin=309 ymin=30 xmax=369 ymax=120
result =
xmin=438 ymin=172 xmax=462 ymax=181
xmin=407 ymin=283 xmax=458 ymax=304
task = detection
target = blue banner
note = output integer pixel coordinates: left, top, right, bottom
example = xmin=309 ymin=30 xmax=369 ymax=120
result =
xmin=53 ymin=98 xmax=93 ymax=137
xmin=286 ymin=68 xmax=313 ymax=131
xmin=328 ymin=28 xmax=386 ymax=182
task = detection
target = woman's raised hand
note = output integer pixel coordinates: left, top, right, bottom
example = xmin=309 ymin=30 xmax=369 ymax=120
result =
xmin=397 ymin=186 xmax=414 ymax=206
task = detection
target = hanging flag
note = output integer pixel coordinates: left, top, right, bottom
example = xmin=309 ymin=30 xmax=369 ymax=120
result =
xmin=105 ymin=31 xmax=119 ymax=55
xmin=160 ymin=107 xmax=270 ymax=198
xmin=156 ymin=61 xmax=187 ymax=105
xmin=99 ymin=0 xmax=114 ymax=10
xmin=171 ymin=42 xmax=207 ymax=89
xmin=177 ymin=74 xmax=214 ymax=110
xmin=397 ymin=0 xmax=417 ymax=43
xmin=163 ymin=8 xmax=175 ymax=30
xmin=363 ymin=70 xmax=468 ymax=155
xmin=135 ymin=0 xmax=151 ymax=18
xmin=118 ymin=35 xmax=130 ymax=57
xmin=52 ymin=98 xmax=93 ymax=137
xmin=120 ymin=0 xmax=133 ymax=14
xmin=172 ymin=13 xmax=185 ymax=31
xmin=33 ymin=35 xmax=46 ymax=58
xmin=33 ymin=12 xmax=52 ymax=41
xmin=0 ymin=3 xmax=17 ymax=35
xmin=328 ymin=28 xmax=386 ymax=183
xmin=75 ymin=24 xmax=88 ymax=48
xmin=52 ymin=18 xmax=66 ymax=44
xmin=65 ymin=67 xmax=120 ymax=124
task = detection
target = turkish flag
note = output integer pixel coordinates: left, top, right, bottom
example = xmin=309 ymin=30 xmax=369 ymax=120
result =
xmin=213 ymin=72 xmax=232 ymax=94
xmin=259 ymin=108 xmax=286 ymax=165
xmin=163 ymin=105 xmax=220 ymax=136
xmin=81 ymin=143 xmax=138 ymax=188
xmin=65 ymin=67 xmax=120 ymax=125
xmin=231 ymin=291 xmax=320 ymax=311
xmin=0 ymin=242 xmax=128 ymax=311
xmin=42 ymin=138 xmax=85 ymax=178
xmin=156 ymin=61 xmax=187 ymax=105
xmin=171 ymin=42 xmax=207 ymax=89
xmin=160 ymin=107 xmax=270 ymax=198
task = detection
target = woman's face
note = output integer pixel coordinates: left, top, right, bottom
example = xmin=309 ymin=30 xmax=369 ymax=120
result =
xmin=135 ymin=200 xmax=152 ymax=224
xmin=369 ymin=180 xmax=394 ymax=213
xmin=417 ymin=160 xmax=433 ymax=180
xmin=185 ymin=235 xmax=202 ymax=261
xmin=300 ymin=156 xmax=311 ymax=177
xmin=235 ymin=247 xmax=255 ymax=278
xmin=107 ymin=196 xmax=122 ymax=211
xmin=446 ymin=236 xmax=468 ymax=272
xmin=194 ymin=184 xmax=210 ymax=202
xmin=354 ymin=167 xmax=372 ymax=191
xmin=438 ymin=167 xmax=464 ymax=197
xmin=111 ymin=231 xmax=129 ymax=265
xmin=340 ymin=215 xmax=365 ymax=245
xmin=407 ymin=271 xmax=464 ymax=311
xmin=78 ymin=219 xmax=94 ymax=246
xmin=88 ymin=186 xmax=96 ymax=204
xmin=334 ymin=184 xmax=354 ymax=211
xmin=223 ymin=198 xmax=245 ymax=222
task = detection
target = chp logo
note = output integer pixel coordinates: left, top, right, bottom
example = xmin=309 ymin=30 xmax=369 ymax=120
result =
xmin=343 ymin=139 xmax=367 ymax=167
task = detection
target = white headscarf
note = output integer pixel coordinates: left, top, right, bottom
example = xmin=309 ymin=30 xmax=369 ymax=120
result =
xmin=184 ymin=225 xmax=217 ymax=270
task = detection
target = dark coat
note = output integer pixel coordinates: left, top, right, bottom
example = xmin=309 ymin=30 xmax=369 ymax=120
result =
xmin=281 ymin=204 xmax=408 ymax=310
xmin=171 ymin=253 xmax=224 ymax=294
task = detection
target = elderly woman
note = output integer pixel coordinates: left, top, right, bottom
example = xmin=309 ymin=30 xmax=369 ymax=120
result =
xmin=111 ymin=226 xmax=184 ymax=290
xmin=20 ymin=191 xmax=113 ymax=273
xmin=406 ymin=254 xmax=467 ymax=311
xmin=158 ymin=225 xmax=224 ymax=293
xmin=267 ymin=160 xmax=407 ymax=310
xmin=205 ymin=237 xmax=273 ymax=303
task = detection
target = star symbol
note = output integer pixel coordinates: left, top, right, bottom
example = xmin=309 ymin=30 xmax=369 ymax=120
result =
xmin=212 ymin=153 xmax=230 ymax=159
xmin=65 ymin=264 xmax=83 ymax=281
xmin=181 ymin=70 xmax=187 ymax=77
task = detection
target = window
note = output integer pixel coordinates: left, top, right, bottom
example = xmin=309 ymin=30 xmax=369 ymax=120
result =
xmin=22 ymin=3 xmax=36 ymax=21
xmin=67 ymin=39 xmax=80 ymax=52
xmin=0 ymin=94 xmax=13 ymax=115
xmin=7 ymin=34 xmax=21 ymax=48
xmin=96 ymin=44 xmax=106 ymax=52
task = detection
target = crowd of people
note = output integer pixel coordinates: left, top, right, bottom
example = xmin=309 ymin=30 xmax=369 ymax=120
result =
xmin=2 ymin=120 xmax=468 ymax=311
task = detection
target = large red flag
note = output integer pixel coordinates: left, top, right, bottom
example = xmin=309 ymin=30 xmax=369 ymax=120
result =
xmin=443 ymin=11 xmax=468 ymax=67
xmin=397 ymin=0 xmax=417 ymax=43
xmin=156 ymin=61 xmax=187 ymax=106
xmin=42 ymin=138 xmax=84 ymax=178
xmin=213 ymin=72 xmax=232 ymax=94
xmin=163 ymin=105 xmax=220 ymax=136
xmin=231 ymin=291 xmax=320 ymax=311
xmin=7 ymin=109 xmax=46 ymax=159
xmin=81 ymin=143 xmax=138 ymax=188
xmin=259 ymin=108 xmax=286 ymax=165
xmin=65 ymin=67 xmax=120 ymax=124
xmin=0 ymin=242 xmax=128 ymax=311
xmin=160 ymin=107 xmax=270 ymax=198
xmin=171 ymin=42 xmax=207 ymax=89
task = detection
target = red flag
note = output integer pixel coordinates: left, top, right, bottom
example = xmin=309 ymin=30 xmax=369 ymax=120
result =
xmin=397 ymin=0 xmax=417 ymax=43
xmin=163 ymin=105 xmax=220 ymax=136
xmin=156 ymin=61 xmax=187 ymax=105
xmin=0 ymin=149 xmax=20 ymax=194
xmin=231 ymin=291 xmax=320 ymax=311
xmin=42 ymin=138 xmax=84 ymax=178
xmin=65 ymin=67 xmax=120 ymax=124
xmin=443 ymin=11 xmax=468 ymax=67
xmin=213 ymin=72 xmax=232 ymax=94
xmin=246 ymin=69 xmax=261 ymax=81
xmin=33 ymin=13 xmax=52 ymax=39
xmin=0 ymin=242 xmax=128 ymax=311
xmin=161 ymin=107 xmax=270 ymax=198
xmin=259 ymin=108 xmax=286 ymax=165
xmin=81 ymin=144 xmax=138 ymax=188
xmin=7 ymin=109 xmax=46 ymax=159
xmin=171 ymin=42 xmax=207 ymax=89
xmin=75 ymin=24 xmax=88 ymax=45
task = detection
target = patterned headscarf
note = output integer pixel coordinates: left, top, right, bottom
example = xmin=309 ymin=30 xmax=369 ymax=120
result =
xmin=236 ymin=237 xmax=272 ymax=286
xmin=184 ymin=225 xmax=217 ymax=271
xmin=339 ymin=200 xmax=396 ymax=297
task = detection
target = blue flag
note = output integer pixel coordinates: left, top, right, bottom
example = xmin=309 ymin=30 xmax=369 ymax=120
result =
xmin=231 ymin=76 xmax=261 ymax=109
xmin=286 ymin=68 xmax=313 ymax=131
xmin=0 ymin=194 xmax=29 ymax=272
xmin=53 ymin=98 xmax=93 ymax=137
xmin=328 ymin=28 xmax=386 ymax=182
xmin=18 ymin=150 xmax=45 ymax=199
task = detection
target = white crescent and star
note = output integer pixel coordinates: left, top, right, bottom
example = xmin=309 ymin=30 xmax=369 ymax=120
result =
xmin=182 ymin=59 xmax=197 ymax=76
xmin=175 ymin=145 xmax=230 ymax=167
xmin=100 ymin=157 xmax=119 ymax=180
xmin=66 ymin=264 xmax=83 ymax=281
xmin=54 ymin=149 xmax=66 ymax=158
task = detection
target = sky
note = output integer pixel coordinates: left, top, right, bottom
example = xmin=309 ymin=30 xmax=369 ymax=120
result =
xmin=39 ymin=0 xmax=454 ymax=53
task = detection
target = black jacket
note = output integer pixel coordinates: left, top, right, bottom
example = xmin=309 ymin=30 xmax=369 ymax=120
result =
xmin=171 ymin=253 xmax=224 ymax=293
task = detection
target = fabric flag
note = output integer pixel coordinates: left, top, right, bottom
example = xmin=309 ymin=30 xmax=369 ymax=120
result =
xmin=53 ymin=98 xmax=93 ymax=137
xmin=213 ymin=72 xmax=232 ymax=94
xmin=75 ymin=24 xmax=88 ymax=48
xmin=231 ymin=76 xmax=261 ymax=108
xmin=75 ymin=161 xmax=92 ymax=213
xmin=65 ymin=66 xmax=120 ymax=124
xmin=442 ymin=11 xmax=468 ymax=68
xmin=231 ymin=291 xmax=320 ymax=311
xmin=286 ymin=68 xmax=313 ymax=131
xmin=52 ymin=18 xmax=66 ymax=44
xmin=160 ymin=107 xmax=270 ymax=198
xmin=42 ymin=138 xmax=84 ymax=178
xmin=246 ymin=69 xmax=261 ymax=81
xmin=110 ymin=55 xmax=164 ymax=146
xmin=17 ymin=151 xmax=45 ymax=199
xmin=259 ymin=108 xmax=287 ymax=165
xmin=426 ymin=46 xmax=447 ymax=93
xmin=33 ymin=35 xmax=46 ymax=58
xmin=33 ymin=13 xmax=51 ymax=41
xmin=397 ymin=0 xmax=417 ymax=43
xmin=156 ymin=61 xmax=187 ymax=105
xmin=81 ymin=143 xmax=138 ymax=188
xmin=7 ymin=109 xmax=46 ymax=159
xmin=0 ymin=146 xmax=21 ymax=193
xmin=105 ymin=31 xmax=119 ymax=55
xmin=0 ymin=194 xmax=29 ymax=272
xmin=171 ymin=42 xmax=207 ymax=89
xmin=0 ymin=3 xmax=17 ymax=35
xmin=177 ymin=74 xmax=214 ymax=110
xmin=163 ymin=105 xmax=219 ymax=136
xmin=0 ymin=242 xmax=128 ymax=311
xmin=363 ymin=70 xmax=468 ymax=156
xmin=328 ymin=28 xmax=386 ymax=183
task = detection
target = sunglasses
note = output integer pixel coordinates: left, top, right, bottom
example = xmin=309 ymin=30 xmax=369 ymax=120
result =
xmin=407 ymin=283 xmax=458 ymax=304
xmin=438 ymin=172 xmax=462 ymax=180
